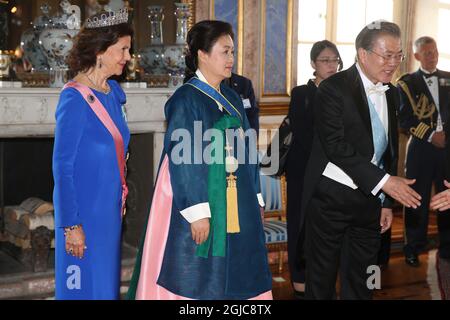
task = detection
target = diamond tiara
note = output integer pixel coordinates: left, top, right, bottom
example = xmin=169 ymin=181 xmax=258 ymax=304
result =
xmin=85 ymin=7 xmax=129 ymax=29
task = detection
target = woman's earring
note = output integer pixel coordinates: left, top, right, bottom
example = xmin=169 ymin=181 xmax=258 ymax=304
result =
xmin=98 ymin=57 xmax=102 ymax=69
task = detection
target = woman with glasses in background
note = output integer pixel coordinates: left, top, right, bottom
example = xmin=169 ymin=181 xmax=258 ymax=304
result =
xmin=285 ymin=40 xmax=343 ymax=299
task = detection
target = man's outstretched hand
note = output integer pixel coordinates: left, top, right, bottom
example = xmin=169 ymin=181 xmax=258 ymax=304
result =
xmin=382 ymin=176 xmax=421 ymax=208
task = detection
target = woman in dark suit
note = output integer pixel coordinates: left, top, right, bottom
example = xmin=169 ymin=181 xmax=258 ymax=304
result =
xmin=285 ymin=40 xmax=343 ymax=297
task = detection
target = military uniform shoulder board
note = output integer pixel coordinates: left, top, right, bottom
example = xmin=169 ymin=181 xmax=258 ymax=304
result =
xmin=396 ymin=72 xmax=411 ymax=83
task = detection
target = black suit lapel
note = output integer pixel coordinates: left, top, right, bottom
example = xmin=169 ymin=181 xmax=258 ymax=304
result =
xmin=385 ymin=85 xmax=398 ymax=157
xmin=348 ymin=65 xmax=373 ymax=142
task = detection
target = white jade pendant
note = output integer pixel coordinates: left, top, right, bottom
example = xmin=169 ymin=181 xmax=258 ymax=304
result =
xmin=225 ymin=156 xmax=239 ymax=173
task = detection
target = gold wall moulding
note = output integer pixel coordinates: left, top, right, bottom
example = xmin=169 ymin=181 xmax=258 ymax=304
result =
xmin=15 ymin=71 xmax=50 ymax=87
xmin=259 ymin=103 xmax=289 ymax=116
xmin=181 ymin=0 xmax=196 ymax=31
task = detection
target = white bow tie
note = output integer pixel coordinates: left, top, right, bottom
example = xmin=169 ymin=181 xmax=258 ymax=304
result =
xmin=367 ymin=83 xmax=389 ymax=96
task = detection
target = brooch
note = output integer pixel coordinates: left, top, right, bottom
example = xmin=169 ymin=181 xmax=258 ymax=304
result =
xmin=88 ymin=94 xmax=96 ymax=103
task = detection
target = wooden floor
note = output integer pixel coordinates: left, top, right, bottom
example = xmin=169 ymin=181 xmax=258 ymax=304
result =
xmin=271 ymin=251 xmax=438 ymax=300
xmin=271 ymin=209 xmax=442 ymax=300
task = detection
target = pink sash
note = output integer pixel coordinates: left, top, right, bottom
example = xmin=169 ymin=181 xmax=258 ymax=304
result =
xmin=63 ymin=81 xmax=128 ymax=218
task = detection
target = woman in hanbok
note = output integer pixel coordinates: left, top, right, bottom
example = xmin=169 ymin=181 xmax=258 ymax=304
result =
xmin=52 ymin=8 xmax=133 ymax=299
xmin=127 ymin=20 xmax=272 ymax=300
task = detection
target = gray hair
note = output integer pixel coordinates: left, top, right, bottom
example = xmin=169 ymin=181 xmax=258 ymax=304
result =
xmin=414 ymin=36 xmax=436 ymax=53
xmin=355 ymin=20 xmax=401 ymax=52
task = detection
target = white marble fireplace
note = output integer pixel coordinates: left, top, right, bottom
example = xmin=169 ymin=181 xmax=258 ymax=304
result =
xmin=0 ymin=86 xmax=173 ymax=298
xmin=0 ymin=86 xmax=173 ymax=177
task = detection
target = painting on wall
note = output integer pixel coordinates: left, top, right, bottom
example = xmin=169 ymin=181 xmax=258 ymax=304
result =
xmin=213 ymin=0 xmax=239 ymax=73
xmin=261 ymin=0 xmax=293 ymax=98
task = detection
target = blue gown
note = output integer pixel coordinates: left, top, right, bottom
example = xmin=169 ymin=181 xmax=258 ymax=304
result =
xmin=53 ymin=80 xmax=130 ymax=300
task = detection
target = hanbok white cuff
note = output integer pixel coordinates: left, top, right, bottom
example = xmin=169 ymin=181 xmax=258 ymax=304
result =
xmin=180 ymin=202 xmax=212 ymax=223
xmin=257 ymin=193 xmax=265 ymax=207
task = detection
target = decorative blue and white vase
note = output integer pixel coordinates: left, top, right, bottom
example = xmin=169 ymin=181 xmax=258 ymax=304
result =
xmin=163 ymin=44 xmax=186 ymax=88
xmin=20 ymin=4 xmax=51 ymax=72
xmin=39 ymin=1 xmax=80 ymax=87
xmin=139 ymin=45 xmax=166 ymax=75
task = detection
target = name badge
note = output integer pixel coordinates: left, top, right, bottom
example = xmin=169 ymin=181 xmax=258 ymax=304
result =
xmin=242 ymin=98 xmax=252 ymax=109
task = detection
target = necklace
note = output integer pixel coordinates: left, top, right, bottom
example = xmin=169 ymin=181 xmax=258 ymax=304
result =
xmin=85 ymin=73 xmax=110 ymax=94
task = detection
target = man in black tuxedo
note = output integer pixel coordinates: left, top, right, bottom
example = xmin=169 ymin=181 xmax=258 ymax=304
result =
xmin=397 ymin=37 xmax=450 ymax=267
xmin=301 ymin=21 xmax=422 ymax=299
xmin=224 ymin=72 xmax=259 ymax=133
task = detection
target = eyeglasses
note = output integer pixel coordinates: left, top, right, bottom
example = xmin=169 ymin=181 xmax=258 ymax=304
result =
xmin=315 ymin=58 xmax=341 ymax=65
xmin=367 ymin=49 xmax=406 ymax=63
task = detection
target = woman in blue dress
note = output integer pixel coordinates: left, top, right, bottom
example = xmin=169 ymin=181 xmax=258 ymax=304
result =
xmin=52 ymin=9 xmax=133 ymax=300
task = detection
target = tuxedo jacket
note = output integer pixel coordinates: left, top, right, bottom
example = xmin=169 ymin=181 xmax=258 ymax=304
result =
xmin=300 ymin=64 xmax=399 ymax=224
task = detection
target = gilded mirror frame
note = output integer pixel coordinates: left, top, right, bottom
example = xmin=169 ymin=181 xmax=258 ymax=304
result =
xmin=182 ymin=0 xmax=196 ymax=31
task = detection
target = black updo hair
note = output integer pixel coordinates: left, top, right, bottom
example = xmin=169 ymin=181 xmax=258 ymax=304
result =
xmin=310 ymin=40 xmax=343 ymax=76
xmin=184 ymin=20 xmax=234 ymax=82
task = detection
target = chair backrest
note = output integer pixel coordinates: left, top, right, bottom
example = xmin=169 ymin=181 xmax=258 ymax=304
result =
xmin=260 ymin=173 xmax=286 ymax=219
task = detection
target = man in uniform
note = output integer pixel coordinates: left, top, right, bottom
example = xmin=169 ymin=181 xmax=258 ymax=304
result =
xmin=397 ymin=36 xmax=450 ymax=267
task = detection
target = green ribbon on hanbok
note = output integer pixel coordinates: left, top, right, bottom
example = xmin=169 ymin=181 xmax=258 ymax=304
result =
xmin=196 ymin=115 xmax=242 ymax=258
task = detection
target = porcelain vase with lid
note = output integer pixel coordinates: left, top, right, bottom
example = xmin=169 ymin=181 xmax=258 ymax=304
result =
xmin=20 ymin=3 xmax=51 ymax=72
xmin=39 ymin=0 xmax=81 ymax=87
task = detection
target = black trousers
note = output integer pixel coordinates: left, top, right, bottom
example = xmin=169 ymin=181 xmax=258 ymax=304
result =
xmin=404 ymin=138 xmax=450 ymax=259
xmin=305 ymin=176 xmax=381 ymax=300
xmin=286 ymin=170 xmax=306 ymax=284
xmin=377 ymin=229 xmax=391 ymax=265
